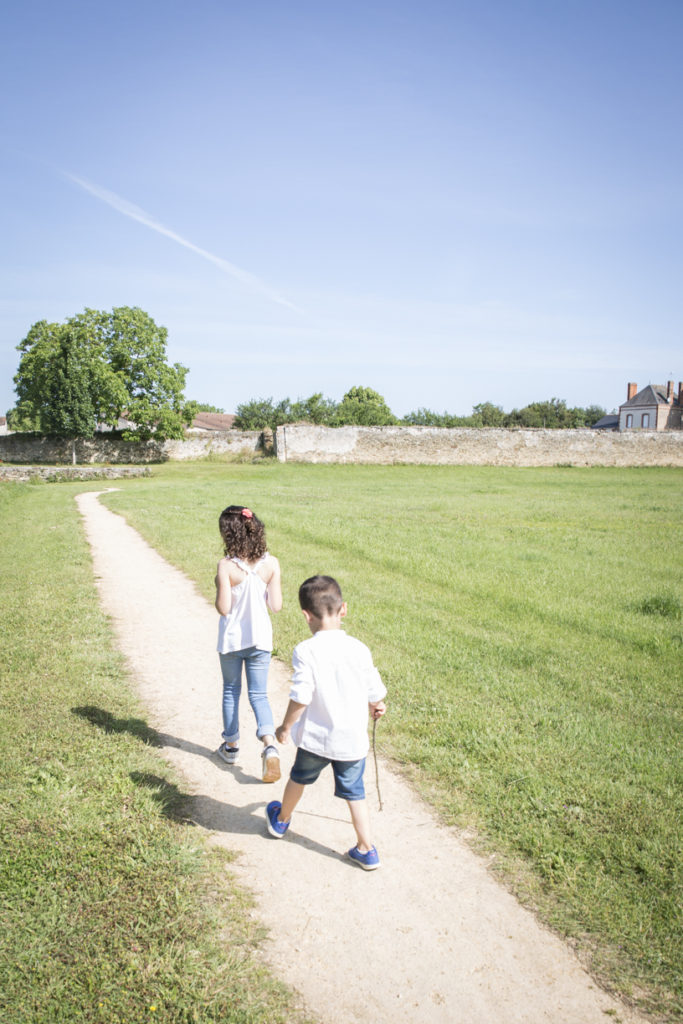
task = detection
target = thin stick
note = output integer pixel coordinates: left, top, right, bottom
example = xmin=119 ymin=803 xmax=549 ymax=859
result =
xmin=372 ymin=717 xmax=383 ymax=811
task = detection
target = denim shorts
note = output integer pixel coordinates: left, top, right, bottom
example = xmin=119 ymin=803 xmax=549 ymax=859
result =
xmin=290 ymin=747 xmax=366 ymax=801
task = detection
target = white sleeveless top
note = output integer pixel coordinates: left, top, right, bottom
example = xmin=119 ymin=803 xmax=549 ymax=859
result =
xmin=217 ymin=555 xmax=273 ymax=654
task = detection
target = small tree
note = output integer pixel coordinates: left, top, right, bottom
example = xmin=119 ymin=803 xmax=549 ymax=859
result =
xmin=471 ymin=401 xmax=506 ymax=427
xmin=333 ymin=386 xmax=397 ymax=426
xmin=233 ymin=397 xmax=292 ymax=431
xmin=233 ymin=393 xmax=341 ymax=432
xmin=6 ymin=402 xmax=39 ymax=432
xmin=289 ymin=393 xmax=338 ymax=425
xmin=569 ymin=404 xmax=607 ymax=427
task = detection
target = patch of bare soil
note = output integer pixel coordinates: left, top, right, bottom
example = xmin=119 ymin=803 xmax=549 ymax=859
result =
xmin=76 ymin=490 xmax=648 ymax=1024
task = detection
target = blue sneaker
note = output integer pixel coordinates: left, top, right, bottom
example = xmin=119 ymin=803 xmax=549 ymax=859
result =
xmin=266 ymin=801 xmax=289 ymax=838
xmin=347 ymin=845 xmax=380 ymax=870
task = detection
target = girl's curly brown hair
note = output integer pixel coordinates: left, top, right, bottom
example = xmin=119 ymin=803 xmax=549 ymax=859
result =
xmin=218 ymin=505 xmax=268 ymax=561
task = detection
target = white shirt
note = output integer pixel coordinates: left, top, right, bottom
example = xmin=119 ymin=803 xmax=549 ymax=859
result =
xmin=216 ymin=556 xmax=272 ymax=654
xmin=289 ymin=629 xmax=386 ymax=760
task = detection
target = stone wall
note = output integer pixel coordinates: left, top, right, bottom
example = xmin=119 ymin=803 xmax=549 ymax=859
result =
xmin=0 ymin=430 xmax=262 ymax=465
xmin=275 ymin=425 xmax=683 ymax=467
xmin=4 ymin=426 xmax=681 ymax=469
xmin=162 ymin=430 xmax=262 ymax=460
xmin=0 ymin=465 xmax=151 ymax=483
xmin=0 ymin=434 xmax=165 ymax=464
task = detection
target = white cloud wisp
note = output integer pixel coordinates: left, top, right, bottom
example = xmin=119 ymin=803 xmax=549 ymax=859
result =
xmin=64 ymin=173 xmax=301 ymax=313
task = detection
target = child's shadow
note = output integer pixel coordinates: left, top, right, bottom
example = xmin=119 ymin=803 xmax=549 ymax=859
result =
xmin=72 ymin=704 xmax=161 ymax=745
xmin=72 ymin=704 xmax=225 ymax=767
xmin=71 ymin=706 xmax=341 ymax=862
xmin=131 ymin=772 xmax=342 ymax=862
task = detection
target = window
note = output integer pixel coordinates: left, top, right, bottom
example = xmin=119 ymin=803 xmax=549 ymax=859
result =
xmin=626 ymin=414 xmax=633 ymax=427
xmin=642 ymin=413 xmax=650 ymax=428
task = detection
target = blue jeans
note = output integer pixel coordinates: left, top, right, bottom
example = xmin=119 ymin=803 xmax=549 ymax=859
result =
xmin=219 ymin=647 xmax=275 ymax=743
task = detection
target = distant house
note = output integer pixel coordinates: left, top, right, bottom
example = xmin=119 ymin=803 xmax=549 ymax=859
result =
xmin=188 ymin=412 xmax=236 ymax=433
xmin=591 ymin=414 xmax=619 ymax=431
xmin=0 ymin=416 xmax=8 ymax=435
xmin=618 ymin=381 xmax=682 ymax=431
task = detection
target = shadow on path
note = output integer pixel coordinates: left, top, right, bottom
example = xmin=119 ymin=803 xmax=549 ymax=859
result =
xmin=131 ymin=772 xmax=342 ymax=862
xmin=73 ymin=704 xmax=222 ymax=764
xmin=72 ymin=706 xmax=341 ymax=863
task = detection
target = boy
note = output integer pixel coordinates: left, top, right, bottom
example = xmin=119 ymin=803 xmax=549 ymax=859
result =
xmin=265 ymin=575 xmax=386 ymax=870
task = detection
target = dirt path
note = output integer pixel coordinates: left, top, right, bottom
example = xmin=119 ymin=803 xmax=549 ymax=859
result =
xmin=76 ymin=490 xmax=647 ymax=1024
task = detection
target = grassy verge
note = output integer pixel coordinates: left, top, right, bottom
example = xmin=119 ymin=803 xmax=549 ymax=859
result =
xmin=0 ymin=479 xmax=307 ymax=1024
xmin=102 ymin=460 xmax=683 ymax=1022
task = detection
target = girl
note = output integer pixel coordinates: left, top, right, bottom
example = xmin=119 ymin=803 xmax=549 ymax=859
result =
xmin=215 ymin=505 xmax=282 ymax=782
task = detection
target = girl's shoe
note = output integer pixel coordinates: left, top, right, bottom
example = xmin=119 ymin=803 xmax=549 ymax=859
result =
xmin=347 ymin=845 xmax=380 ymax=870
xmin=261 ymin=745 xmax=281 ymax=782
xmin=217 ymin=742 xmax=239 ymax=765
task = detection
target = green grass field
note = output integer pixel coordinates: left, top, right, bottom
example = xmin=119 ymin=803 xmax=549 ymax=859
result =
xmin=0 ymin=479 xmax=308 ymax=1024
xmin=100 ymin=461 xmax=682 ymax=1021
xmin=2 ymin=461 xmax=681 ymax=1021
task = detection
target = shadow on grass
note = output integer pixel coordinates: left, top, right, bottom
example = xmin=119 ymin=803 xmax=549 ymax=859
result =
xmin=72 ymin=705 xmax=219 ymax=762
xmin=72 ymin=705 xmax=161 ymax=745
xmin=71 ymin=706 xmax=342 ymax=863
xmin=131 ymin=771 xmax=342 ymax=862
xmin=129 ymin=771 xmax=191 ymax=822
xmin=73 ymin=704 xmax=226 ymax=777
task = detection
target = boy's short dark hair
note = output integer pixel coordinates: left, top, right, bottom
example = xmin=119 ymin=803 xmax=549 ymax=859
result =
xmin=299 ymin=575 xmax=343 ymax=619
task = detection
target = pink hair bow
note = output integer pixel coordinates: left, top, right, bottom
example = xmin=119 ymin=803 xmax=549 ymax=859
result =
xmin=241 ymin=508 xmax=253 ymax=519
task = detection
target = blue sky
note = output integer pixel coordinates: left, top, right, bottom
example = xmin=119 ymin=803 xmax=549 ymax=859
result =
xmin=1 ymin=0 xmax=681 ymax=419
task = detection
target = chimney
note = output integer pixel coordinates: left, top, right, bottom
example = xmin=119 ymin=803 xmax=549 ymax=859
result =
xmin=678 ymin=382 xmax=683 ymax=406
xmin=666 ymin=380 xmax=675 ymax=403
xmin=627 ymin=382 xmax=638 ymax=400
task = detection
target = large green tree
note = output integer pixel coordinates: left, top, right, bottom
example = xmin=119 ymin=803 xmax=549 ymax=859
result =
xmin=43 ymin=329 xmax=96 ymax=437
xmin=11 ymin=307 xmax=195 ymax=441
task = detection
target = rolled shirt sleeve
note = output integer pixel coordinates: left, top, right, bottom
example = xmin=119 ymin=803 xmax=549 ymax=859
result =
xmin=365 ymin=663 xmax=386 ymax=705
xmin=290 ymin=645 xmax=315 ymax=706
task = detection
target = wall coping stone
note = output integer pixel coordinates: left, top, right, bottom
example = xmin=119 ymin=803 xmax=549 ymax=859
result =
xmin=0 ymin=465 xmax=151 ymax=482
